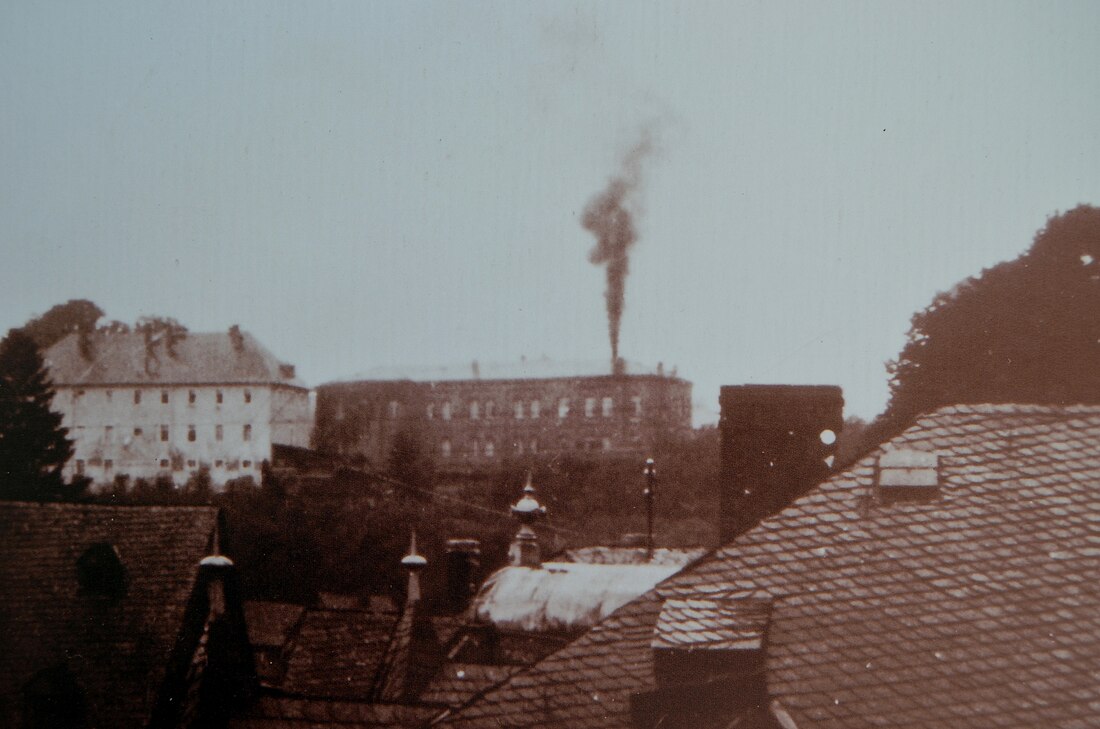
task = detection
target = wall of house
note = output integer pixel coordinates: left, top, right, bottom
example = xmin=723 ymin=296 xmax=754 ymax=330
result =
xmin=57 ymin=383 xmax=312 ymax=488
xmin=314 ymin=375 xmax=693 ymax=470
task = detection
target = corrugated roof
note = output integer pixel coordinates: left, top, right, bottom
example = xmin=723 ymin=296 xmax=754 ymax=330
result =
xmin=44 ymin=330 xmax=306 ymax=387
xmin=473 ymin=562 xmax=682 ymax=633
xmin=440 ymin=404 xmax=1100 ymax=728
xmin=0 ymin=502 xmax=219 ymax=729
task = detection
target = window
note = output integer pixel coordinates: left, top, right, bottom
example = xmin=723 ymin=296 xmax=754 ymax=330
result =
xmin=530 ymin=400 xmax=540 ymax=418
xmin=133 ymin=390 xmax=141 ymax=404
xmin=243 ymin=424 xmax=252 ymax=441
xmin=77 ymin=543 xmax=126 ymax=598
xmin=388 ymin=400 xmax=399 ymax=418
xmin=104 ymin=425 xmax=113 ymax=442
xmin=75 ymin=389 xmax=85 ymax=398
xmin=160 ymin=459 xmax=169 ymax=468
xmin=427 ymin=404 xmax=435 ymax=419
xmin=216 ymin=424 xmax=223 ymax=441
xmin=558 ymin=398 xmax=569 ymax=418
xmin=484 ymin=441 xmax=495 ymax=458
xmin=243 ymin=460 xmax=252 ymax=468
xmin=632 ymin=396 xmax=643 ymax=417
xmin=470 ymin=401 xmax=480 ymax=419
xmin=602 ymin=397 xmax=613 ymax=417
xmin=104 ymin=459 xmax=112 ymax=470
xmin=515 ymin=440 xmax=525 ymax=455
xmin=530 ymin=439 xmax=538 ymax=454
xmin=161 ymin=391 xmax=169 ymax=404
xmin=440 ymin=439 xmax=452 ymax=458
xmin=442 ymin=402 xmax=452 ymax=421
xmin=187 ymin=460 xmax=196 ymax=468
xmin=244 ymin=390 xmax=252 ymax=404
xmin=602 ymin=438 xmax=612 ymax=451
xmin=514 ymin=402 xmax=524 ymax=419
xmin=105 ymin=390 xmax=113 ymax=402
xmin=160 ymin=425 xmax=168 ymax=442
xmin=75 ymin=460 xmax=85 ymax=475
xmin=188 ymin=390 xmax=196 ymax=404
xmin=485 ymin=401 xmax=495 ymax=418
xmin=216 ymin=390 xmax=223 ymax=404
xmin=133 ymin=427 xmax=143 ymax=437
xmin=187 ymin=425 xmax=196 ymax=442
xmin=469 ymin=440 xmax=479 ymax=458
xmin=215 ymin=459 xmax=224 ymax=468
xmin=585 ymin=398 xmax=596 ymax=417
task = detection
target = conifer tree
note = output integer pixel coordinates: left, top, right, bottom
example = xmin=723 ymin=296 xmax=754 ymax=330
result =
xmin=0 ymin=328 xmax=75 ymax=500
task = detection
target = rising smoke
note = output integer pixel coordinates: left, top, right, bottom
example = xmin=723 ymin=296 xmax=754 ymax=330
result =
xmin=583 ymin=130 xmax=654 ymax=376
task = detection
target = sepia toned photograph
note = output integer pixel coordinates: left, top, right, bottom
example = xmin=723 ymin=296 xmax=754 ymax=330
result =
xmin=1 ymin=2 xmax=1099 ymax=727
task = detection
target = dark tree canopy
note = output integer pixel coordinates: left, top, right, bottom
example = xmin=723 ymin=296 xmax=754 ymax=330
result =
xmin=21 ymin=299 xmax=104 ymax=350
xmin=885 ymin=204 xmax=1100 ymax=425
xmin=0 ymin=329 xmax=76 ymax=500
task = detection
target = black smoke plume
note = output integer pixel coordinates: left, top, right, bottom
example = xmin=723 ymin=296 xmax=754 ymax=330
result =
xmin=583 ymin=132 xmax=653 ymax=375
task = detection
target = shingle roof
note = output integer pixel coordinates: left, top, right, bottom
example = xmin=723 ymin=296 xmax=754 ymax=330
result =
xmin=230 ymin=696 xmax=437 ymax=728
xmin=440 ymin=404 xmax=1100 ymax=729
xmin=246 ymin=601 xmax=307 ymax=649
xmin=0 ymin=502 xmax=219 ymax=729
xmin=419 ymin=663 xmax=521 ymax=708
xmin=278 ymin=609 xmax=399 ymax=699
xmin=44 ymin=330 xmax=305 ymax=387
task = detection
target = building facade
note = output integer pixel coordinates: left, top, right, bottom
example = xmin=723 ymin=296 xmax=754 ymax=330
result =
xmin=313 ymin=363 xmax=692 ymax=469
xmin=44 ymin=328 xmax=312 ymax=488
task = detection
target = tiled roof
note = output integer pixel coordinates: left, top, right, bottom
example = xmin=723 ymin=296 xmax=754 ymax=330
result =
xmin=230 ymin=696 xmax=437 ymax=728
xmin=420 ymin=663 xmax=521 ymax=708
xmin=44 ymin=330 xmax=305 ymax=387
xmin=278 ymin=609 xmax=398 ymax=699
xmin=0 ymin=502 xmax=218 ymax=729
xmin=246 ymin=601 xmax=306 ymax=648
xmin=440 ymin=404 xmax=1100 ymax=728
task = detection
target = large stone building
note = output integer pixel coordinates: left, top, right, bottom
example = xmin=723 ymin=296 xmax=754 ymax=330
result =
xmin=313 ymin=360 xmax=692 ymax=469
xmin=44 ymin=327 xmax=312 ymax=489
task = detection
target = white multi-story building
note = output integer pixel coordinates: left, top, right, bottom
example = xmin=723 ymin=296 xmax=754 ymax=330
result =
xmin=44 ymin=327 xmax=312 ymax=489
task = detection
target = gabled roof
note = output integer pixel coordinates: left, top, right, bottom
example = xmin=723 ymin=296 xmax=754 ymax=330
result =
xmin=440 ymin=404 xmax=1100 ymax=728
xmin=44 ymin=330 xmax=306 ymax=387
xmin=278 ymin=609 xmax=399 ymax=700
xmin=0 ymin=502 xmax=219 ymax=729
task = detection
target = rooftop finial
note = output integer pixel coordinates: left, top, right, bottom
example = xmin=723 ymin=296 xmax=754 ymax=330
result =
xmin=401 ymin=530 xmax=427 ymax=603
xmin=509 ymin=473 xmax=546 ymax=567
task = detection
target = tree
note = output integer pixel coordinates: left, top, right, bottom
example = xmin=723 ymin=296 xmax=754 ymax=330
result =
xmin=884 ymin=205 xmax=1100 ymax=427
xmin=21 ymin=299 xmax=104 ymax=350
xmin=0 ymin=329 xmax=76 ymax=500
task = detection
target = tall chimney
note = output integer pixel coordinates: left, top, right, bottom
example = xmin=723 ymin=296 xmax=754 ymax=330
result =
xmin=718 ymin=385 xmax=843 ymax=544
xmin=444 ymin=538 xmax=481 ymax=614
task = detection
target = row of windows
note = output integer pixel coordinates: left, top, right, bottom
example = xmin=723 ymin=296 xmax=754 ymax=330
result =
xmin=420 ymin=396 xmax=643 ymax=421
xmin=104 ymin=424 xmax=252 ymax=442
xmin=74 ymin=389 xmax=252 ymax=405
xmin=73 ymin=458 xmax=256 ymax=473
xmin=436 ymin=436 xmax=613 ymax=458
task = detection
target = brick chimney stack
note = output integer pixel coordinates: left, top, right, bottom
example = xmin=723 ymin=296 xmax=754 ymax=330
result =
xmin=718 ymin=385 xmax=843 ymax=543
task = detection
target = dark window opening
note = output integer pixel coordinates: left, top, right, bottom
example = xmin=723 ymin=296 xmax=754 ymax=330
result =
xmin=22 ymin=665 xmax=89 ymax=729
xmin=76 ymin=543 xmax=127 ymax=598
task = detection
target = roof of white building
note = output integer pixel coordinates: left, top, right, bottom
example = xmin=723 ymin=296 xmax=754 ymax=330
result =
xmin=344 ymin=357 xmax=683 ymax=383
xmin=44 ymin=330 xmax=306 ymax=388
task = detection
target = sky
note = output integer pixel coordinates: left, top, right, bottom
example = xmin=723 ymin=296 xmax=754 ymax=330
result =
xmin=2 ymin=1 xmax=1099 ymax=424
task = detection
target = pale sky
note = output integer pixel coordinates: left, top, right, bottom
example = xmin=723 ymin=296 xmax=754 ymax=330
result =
xmin=3 ymin=1 xmax=1099 ymax=423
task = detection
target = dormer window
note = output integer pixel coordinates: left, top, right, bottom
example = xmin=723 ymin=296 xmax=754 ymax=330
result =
xmin=877 ymin=449 xmax=940 ymax=502
xmin=77 ymin=543 xmax=127 ymax=598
